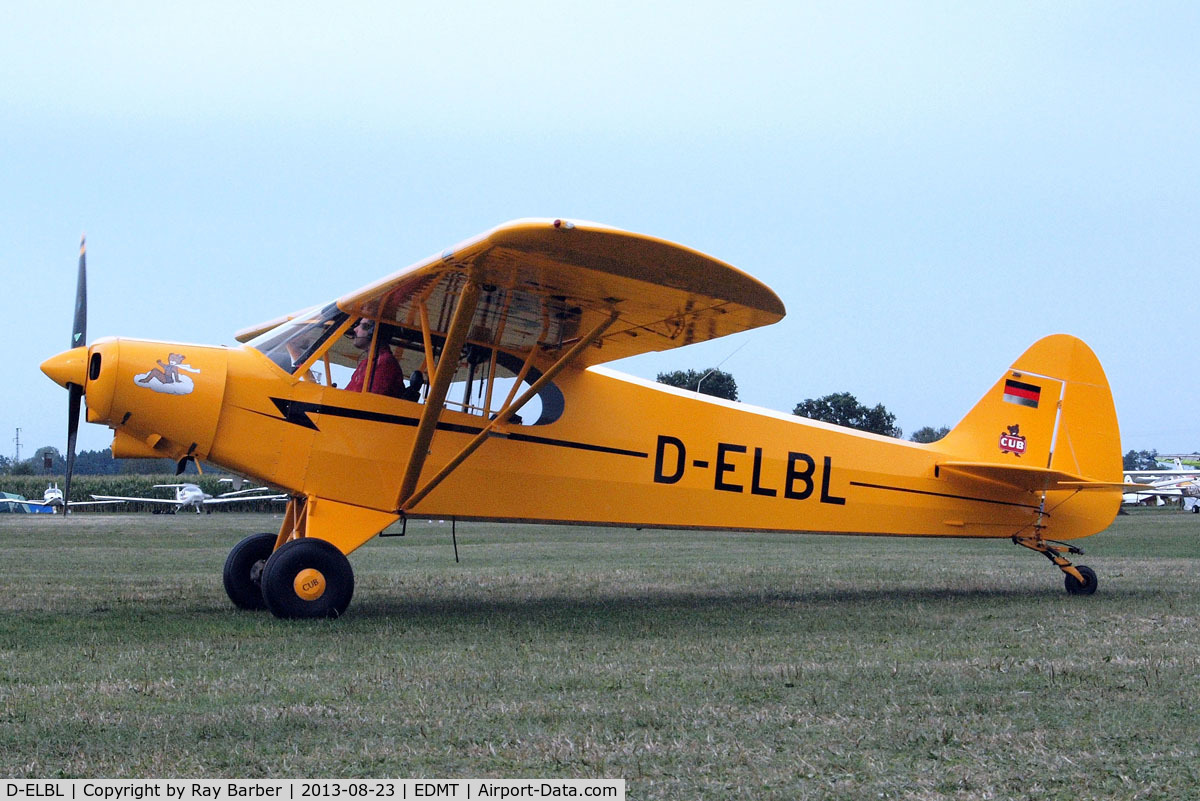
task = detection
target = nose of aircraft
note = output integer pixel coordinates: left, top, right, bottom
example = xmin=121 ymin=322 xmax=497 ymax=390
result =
xmin=41 ymin=346 xmax=89 ymax=389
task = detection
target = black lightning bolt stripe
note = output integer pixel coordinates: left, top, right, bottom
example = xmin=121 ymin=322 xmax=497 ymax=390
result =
xmin=265 ymin=398 xmax=648 ymax=459
xmin=269 ymin=398 xmax=419 ymax=430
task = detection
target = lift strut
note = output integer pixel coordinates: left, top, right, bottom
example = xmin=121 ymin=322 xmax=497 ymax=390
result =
xmin=399 ymin=310 xmax=619 ymax=511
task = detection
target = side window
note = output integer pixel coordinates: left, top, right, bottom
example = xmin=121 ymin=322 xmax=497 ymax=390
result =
xmin=441 ymin=346 xmax=563 ymax=426
xmin=316 ymin=333 xmax=365 ymax=391
xmin=305 ymin=318 xmax=563 ymax=425
xmin=323 ymin=357 xmax=358 ymax=391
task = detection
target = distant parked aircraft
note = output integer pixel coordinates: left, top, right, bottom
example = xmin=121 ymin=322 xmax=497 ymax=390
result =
xmin=0 ymin=483 xmax=122 ymax=513
xmin=1123 ymin=458 xmax=1200 ymax=507
xmin=91 ymin=483 xmax=287 ymax=514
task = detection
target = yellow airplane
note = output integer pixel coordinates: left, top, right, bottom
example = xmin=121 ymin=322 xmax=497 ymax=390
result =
xmin=41 ymin=220 xmax=1131 ymax=618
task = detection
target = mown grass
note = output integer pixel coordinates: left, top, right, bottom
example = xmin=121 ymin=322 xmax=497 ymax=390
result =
xmin=0 ymin=511 xmax=1197 ymax=799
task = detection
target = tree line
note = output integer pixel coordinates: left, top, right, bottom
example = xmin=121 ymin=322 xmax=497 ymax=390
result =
xmin=657 ymin=369 xmax=1194 ymax=460
xmin=656 ymin=368 xmax=949 ymax=442
xmin=1122 ymin=450 xmax=1161 ymax=471
xmin=0 ymin=447 xmax=198 ymax=476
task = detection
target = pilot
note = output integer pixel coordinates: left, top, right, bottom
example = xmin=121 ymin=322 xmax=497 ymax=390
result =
xmin=346 ymin=318 xmax=408 ymax=398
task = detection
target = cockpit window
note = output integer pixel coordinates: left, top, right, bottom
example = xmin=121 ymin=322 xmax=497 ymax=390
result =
xmin=245 ymin=303 xmax=350 ymax=374
xmin=249 ymin=301 xmax=564 ymax=426
xmin=440 ymin=345 xmax=564 ymax=426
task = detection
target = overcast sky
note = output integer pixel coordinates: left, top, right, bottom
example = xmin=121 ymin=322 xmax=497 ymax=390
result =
xmin=2 ymin=1 xmax=1197 ymax=461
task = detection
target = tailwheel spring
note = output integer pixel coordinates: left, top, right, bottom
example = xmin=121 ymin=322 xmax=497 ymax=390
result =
xmin=1012 ymin=536 xmax=1099 ymax=596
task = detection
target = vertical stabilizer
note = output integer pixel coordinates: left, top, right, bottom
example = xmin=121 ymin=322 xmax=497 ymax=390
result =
xmin=933 ymin=335 xmax=1123 ymax=538
xmin=938 ymin=334 xmax=1121 ymax=483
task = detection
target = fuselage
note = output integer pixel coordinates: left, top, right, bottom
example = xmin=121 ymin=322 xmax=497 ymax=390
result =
xmin=171 ymin=484 xmax=213 ymax=510
xmin=44 ymin=334 xmax=1116 ymax=555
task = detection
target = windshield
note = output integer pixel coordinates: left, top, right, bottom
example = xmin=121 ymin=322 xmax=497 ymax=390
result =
xmin=246 ymin=303 xmax=349 ymax=374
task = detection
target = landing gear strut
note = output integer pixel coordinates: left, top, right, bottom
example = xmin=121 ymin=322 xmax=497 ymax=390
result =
xmin=1013 ymin=535 xmax=1098 ymax=595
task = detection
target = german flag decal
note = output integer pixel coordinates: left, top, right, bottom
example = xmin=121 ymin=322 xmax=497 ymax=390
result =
xmin=1003 ymin=379 xmax=1041 ymax=408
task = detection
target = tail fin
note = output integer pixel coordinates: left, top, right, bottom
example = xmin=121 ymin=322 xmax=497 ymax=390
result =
xmin=931 ymin=335 xmax=1124 ymax=539
xmin=937 ymin=334 xmax=1122 ymax=483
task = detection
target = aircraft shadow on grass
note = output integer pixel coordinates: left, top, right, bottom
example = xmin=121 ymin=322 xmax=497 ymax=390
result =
xmin=345 ymin=584 xmax=1158 ymax=631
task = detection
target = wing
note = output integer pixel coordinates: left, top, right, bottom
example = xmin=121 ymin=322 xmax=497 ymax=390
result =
xmin=201 ymin=494 xmax=288 ymax=505
xmin=0 ymin=498 xmax=39 ymax=509
xmin=216 ymin=486 xmax=283 ymax=498
xmin=89 ymin=494 xmax=181 ymax=505
xmin=1144 ymin=475 xmax=1200 ymax=488
xmin=237 ymin=219 xmax=786 ymax=366
xmin=3 ymin=496 xmax=121 ymax=509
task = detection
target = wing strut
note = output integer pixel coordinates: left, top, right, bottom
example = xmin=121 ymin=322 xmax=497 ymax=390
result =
xmin=395 ymin=275 xmax=483 ymax=507
xmin=398 ymin=310 xmax=619 ymax=512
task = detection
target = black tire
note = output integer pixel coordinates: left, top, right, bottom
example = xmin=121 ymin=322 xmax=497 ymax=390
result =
xmin=1064 ymin=565 xmax=1098 ymax=596
xmin=261 ymin=538 xmax=354 ymax=619
xmin=222 ymin=532 xmax=277 ymax=610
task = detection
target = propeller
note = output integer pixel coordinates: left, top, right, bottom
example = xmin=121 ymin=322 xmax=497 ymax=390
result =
xmin=63 ymin=235 xmax=87 ymax=515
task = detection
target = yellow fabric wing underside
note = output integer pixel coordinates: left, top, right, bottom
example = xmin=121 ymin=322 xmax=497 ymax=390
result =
xmin=327 ymin=218 xmax=785 ymax=366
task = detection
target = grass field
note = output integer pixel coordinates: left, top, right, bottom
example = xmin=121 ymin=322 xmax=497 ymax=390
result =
xmin=1 ymin=510 xmax=1197 ymax=799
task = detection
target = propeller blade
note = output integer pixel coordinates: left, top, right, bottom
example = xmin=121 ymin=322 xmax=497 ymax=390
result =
xmin=73 ymin=235 xmax=87 ymax=348
xmin=64 ymin=384 xmax=82 ymax=516
xmin=63 ymin=235 xmax=88 ymax=516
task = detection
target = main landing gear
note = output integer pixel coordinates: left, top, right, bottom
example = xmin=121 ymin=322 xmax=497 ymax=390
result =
xmin=222 ymin=532 xmax=275 ymax=610
xmin=223 ymin=532 xmax=355 ymax=618
xmin=1013 ymin=534 xmax=1098 ymax=595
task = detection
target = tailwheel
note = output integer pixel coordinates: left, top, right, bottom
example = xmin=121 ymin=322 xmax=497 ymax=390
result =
xmin=261 ymin=537 xmax=355 ymax=619
xmin=1013 ymin=535 xmax=1099 ymax=596
xmin=222 ymin=532 xmax=277 ymax=610
xmin=1064 ymin=565 xmax=1098 ymax=595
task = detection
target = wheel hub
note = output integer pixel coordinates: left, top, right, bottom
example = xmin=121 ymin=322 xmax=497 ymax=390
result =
xmin=294 ymin=568 xmax=327 ymax=601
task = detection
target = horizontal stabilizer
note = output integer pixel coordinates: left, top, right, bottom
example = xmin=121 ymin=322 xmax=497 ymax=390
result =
xmin=939 ymin=461 xmax=1138 ymax=493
